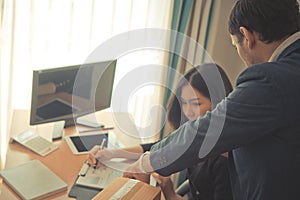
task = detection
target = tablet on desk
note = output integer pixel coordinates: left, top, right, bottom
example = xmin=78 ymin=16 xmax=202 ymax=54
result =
xmin=65 ymin=133 xmax=108 ymax=155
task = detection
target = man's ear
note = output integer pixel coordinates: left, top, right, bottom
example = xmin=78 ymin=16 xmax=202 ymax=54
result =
xmin=239 ymin=26 xmax=255 ymax=49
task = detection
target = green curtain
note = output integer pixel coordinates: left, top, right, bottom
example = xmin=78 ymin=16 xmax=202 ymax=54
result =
xmin=160 ymin=0 xmax=216 ymax=188
xmin=162 ymin=0 xmax=193 ymax=115
xmin=160 ymin=0 xmax=216 ymax=139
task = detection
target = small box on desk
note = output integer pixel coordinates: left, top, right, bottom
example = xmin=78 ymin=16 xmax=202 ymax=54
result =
xmin=92 ymin=177 xmax=161 ymax=200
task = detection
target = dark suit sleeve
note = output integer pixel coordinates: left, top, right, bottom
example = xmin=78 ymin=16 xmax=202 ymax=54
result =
xmin=149 ymin=65 xmax=282 ymax=175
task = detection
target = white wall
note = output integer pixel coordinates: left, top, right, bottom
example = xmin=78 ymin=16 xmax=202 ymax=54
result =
xmin=206 ymin=0 xmax=245 ymax=85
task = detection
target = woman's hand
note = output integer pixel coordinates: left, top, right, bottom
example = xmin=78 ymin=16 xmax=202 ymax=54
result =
xmin=88 ymin=146 xmax=114 ymax=167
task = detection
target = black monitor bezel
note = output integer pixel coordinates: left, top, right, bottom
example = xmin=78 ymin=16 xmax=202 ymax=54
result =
xmin=29 ymin=59 xmax=117 ymax=126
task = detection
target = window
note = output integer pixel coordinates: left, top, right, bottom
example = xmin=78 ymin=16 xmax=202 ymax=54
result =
xmin=0 ymin=0 xmax=172 ymax=168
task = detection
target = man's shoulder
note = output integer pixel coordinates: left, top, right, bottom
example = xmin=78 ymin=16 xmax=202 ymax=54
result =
xmin=235 ymin=62 xmax=274 ymax=86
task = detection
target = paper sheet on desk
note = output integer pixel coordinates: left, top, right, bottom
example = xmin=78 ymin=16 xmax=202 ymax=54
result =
xmin=104 ymin=158 xmax=136 ymax=171
xmin=76 ymin=159 xmax=136 ymax=189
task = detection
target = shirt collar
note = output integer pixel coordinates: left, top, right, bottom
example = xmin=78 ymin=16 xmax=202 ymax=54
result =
xmin=268 ymin=31 xmax=300 ymax=62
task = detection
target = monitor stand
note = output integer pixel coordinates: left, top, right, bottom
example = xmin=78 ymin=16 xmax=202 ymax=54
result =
xmin=30 ymin=121 xmax=65 ymax=141
xmin=75 ymin=114 xmax=104 ymax=128
xmin=52 ymin=121 xmax=65 ymax=140
xmin=63 ymin=116 xmax=104 ymax=128
xmin=64 ymin=118 xmax=76 ymax=128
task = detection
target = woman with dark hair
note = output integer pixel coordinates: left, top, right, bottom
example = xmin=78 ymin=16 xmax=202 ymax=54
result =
xmin=89 ymin=63 xmax=233 ymax=200
xmin=159 ymin=64 xmax=233 ymax=199
xmin=166 ymin=64 xmax=233 ymax=130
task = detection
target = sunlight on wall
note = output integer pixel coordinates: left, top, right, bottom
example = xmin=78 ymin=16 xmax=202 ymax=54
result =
xmin=11 ymin=0 xmax=171 ymax=111
xmin=1 ymin=0 xmax=172 ymax=164
xmin=114 ymin=49 xmax=167 ymax=141
xmin=0 ymin=0 xmax=14 ymax=169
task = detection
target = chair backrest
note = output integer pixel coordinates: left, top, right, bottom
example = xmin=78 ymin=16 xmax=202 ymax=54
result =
xmin=175 ymin=179 xmax=190 ymax=196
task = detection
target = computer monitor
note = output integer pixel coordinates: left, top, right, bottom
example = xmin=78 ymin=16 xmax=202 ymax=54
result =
xmin=30 ymin=59 xmax=117 ymax=129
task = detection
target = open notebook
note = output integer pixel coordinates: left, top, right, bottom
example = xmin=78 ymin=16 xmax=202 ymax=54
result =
xmin=75 ymin=159 xmax=157 ymax=189
xmin=0 ymin=160 xmax=67 ymax=200
xmin=11 ymin=129 xmax=58 ymax=156
xmin=76 ymin=160 xmax=123 ymax=189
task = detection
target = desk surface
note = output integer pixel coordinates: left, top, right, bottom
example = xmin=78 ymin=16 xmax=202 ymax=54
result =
xmin=0 ymin=109 xmax=150 ymax=200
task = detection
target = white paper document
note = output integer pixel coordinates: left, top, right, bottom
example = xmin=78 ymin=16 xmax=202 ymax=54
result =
xmin=76 ymin=159 xmax=134 ymax=189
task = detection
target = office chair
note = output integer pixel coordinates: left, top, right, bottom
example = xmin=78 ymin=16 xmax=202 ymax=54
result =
xmin=175 ymin=179 xmax=190 ymax=197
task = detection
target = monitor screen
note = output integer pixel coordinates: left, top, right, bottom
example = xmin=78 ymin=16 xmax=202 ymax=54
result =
xmin=30 ymin=60 xmax=117 ymax=127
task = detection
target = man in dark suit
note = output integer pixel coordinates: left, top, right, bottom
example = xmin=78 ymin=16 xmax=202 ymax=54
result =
xmin=125 ymin=0 xmax=300 ymax=199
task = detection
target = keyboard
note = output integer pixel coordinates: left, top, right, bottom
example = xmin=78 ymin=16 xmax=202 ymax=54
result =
xmin=11 ymin=130 xmax=58 ymax=156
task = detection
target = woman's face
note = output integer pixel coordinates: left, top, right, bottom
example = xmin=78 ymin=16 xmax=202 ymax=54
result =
xmin=181 ymin=85 xmax=212 ymax=121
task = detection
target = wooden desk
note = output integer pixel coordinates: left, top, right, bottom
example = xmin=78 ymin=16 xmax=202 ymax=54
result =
xmin=0 ymin=109 xmax=146 ymax=200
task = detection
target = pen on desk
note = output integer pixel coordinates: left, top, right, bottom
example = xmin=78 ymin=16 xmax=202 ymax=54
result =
xmin=78 ymin=127 xmax=114 ymax=133
xmin=93 ymin=138 xmax=106 ymax=173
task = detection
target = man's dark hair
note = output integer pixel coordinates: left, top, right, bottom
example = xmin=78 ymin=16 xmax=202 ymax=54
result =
xmin=228 ymin=0 xmax=300 ymax=43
